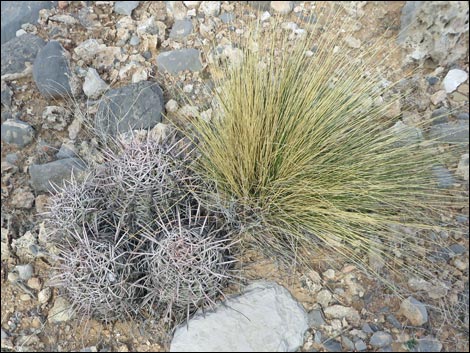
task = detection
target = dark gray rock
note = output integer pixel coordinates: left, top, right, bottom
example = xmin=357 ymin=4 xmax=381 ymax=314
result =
xmin=114 ymin=1 xmax=140 ymax=16
xmin=1 ymin=119 xmax=35 ymax=147
xmin=1 ymin=82 xmax=13 ymax=107
xmin=323 ymin=340 xmax=342 ymax=352
xmin=362 ymin=323 xmax=374 ymax=333
xmin=432 ymin=165 xmax=455 ymax=188
xmin=96 ymin=81 xmax=163 ymax=136
xmin=430 ymin=107 xmax=449 ymax=125
xmin=308 ymin=309 xmax=326 ymax=328
xmin=1 ymin=34 xmax=46 ymax=77
xmin=33 ymin=41 xmax=72 ymax=99
xmin=219 ymin=12 xmax=235 ymax=23
xmin=169 ymin=20 xmax=193 ymax=39
xmin=29 ymin=158 xmax=86 ymax=193
xmin=370 ymin=332 xmax=393 ymax=348
xmin=157 ymin=48 xmax=203 ymax=74
xmin=1 ymin=1 xmax=56 ymax=44
xmin=426 ymin=76 xmax=439 ymax=86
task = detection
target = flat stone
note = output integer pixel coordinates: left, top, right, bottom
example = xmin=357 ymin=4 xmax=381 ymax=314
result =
xmin=114 ymin=1 xmax=140 ymax=16
xmin=457 ymin=112 xmax=469 ymax=121
xmin=386 ymin=314 xmax=402 ymax=329
xmin=96 ymin=81 xmax=163 ymax=136
xmin=157 ymin=48 xmax=203 ymax=74
xmin=355 ymin=339 xmax=367 ymax=351
xmin=1 ymin=1 xmax=56 ymax=44
xmin=443 ymin=69 xmax=468 ymax=93
xmin=29 ymin=158 xmax=86 ymax=193
xmin=370 ymin=331 xmax=393 ymax=348
xmin=169 ymin=20 xmax=193 ymax=39
xmin=430 ymin=90 xmax=446 ymax=105
xmin=390 ymin=121 xmax=423 ymax=146
xmin=400 ymin=296 xmax=428 ymax=326
xmin=170 ymin=281 xmax=309 ymax=352
xmin=48 ymin=297 xmax=74 ymax=323
xmin=15 ymin=264 xmax=34 ymax=281
xmin=428 ymin=121 xmax=469 ymax=144
xmin=449 ymin=243 xmax=466 ymax=255
xmin=432 ymin=165 xmax=455 ymax=188
xmin=56 ymin=143 xmax=77 ymax=159
xmin=83 ymin=68 xmax=108 ymax=99
xmin=33 ymin=41 xmax=72 ymax=99
xmin=323 ymin=340 xmax=342 ymax=352
xmin=1 ymin=34 xmax=45 ymax=79
xmin=1 ymin=119 xmax=35 ymax=147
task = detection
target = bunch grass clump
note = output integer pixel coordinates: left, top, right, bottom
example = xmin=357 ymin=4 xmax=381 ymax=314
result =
xmin=185 ymin=14 xmax=467 ymax=284
xmin=47 ymin=132 xmax=236 ymax=323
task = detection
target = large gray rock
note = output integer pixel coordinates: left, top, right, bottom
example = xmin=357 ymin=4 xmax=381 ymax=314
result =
xmin=169 ymin=20 xmax=193 ymax=39
xmin=428 ymin=121 xmax=469 ymax=144
xmin=29 ymin=158 xmax=85 ymax=193
xmin=397 ymin=1 xmax=469 ymax=65
xmin=1 ymin=34 xmax=46 ymax=79
xmin=1 ymin=119 xmax=35 ymax=147
xmin=170 ymin=281 xmax=309 ymax=352
xmin=1 ymin=1 xmax=56 ymax=44
xmin=96 ymin=81 xmax=163 ymax=136
xmin=33 ymin=41 xmax=73 ymax=99
xmin=114 ymin=1 xmax=140 ymax=16
xmin=157 ymin=48 xmax=203 ymax=74
xmin=370 ymin=331 xmax=393 ymax=348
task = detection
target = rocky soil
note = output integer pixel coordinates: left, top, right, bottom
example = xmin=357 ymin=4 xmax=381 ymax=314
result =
xmin=1 ymin=1 xmax=469 ymax=352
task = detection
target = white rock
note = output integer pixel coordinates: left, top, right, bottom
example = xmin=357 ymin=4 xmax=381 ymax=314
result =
xmin=199 ymin=1 xmax=220 ymax=17
xmin=183 ymin=84 xmax=193 ymax=93
xmin=443 ymin=69 xmax=468 ymax=93
xmin=15 ymin=264 xmax=33 ymax=281
xmin=149 ymin=123 xmax=169 ymax=143
xmin=131 ymin=68 xmax=148 ymax=83
xmin=74 ymin=39 xmax=106 ymax=61
xmin=270 ymin=1 xmax=293 ymax=15
xmin=16 ymin=29 xmax=27 ymax=37
xmin=430 ymin=90 xmax=447 ymax=105
xmin=83 ymin=68 xmax=108 ymax=99
xmin=165 ymin=99 xmax=179 ymax=112
xmin=316 ymin=289 xmax=332 ymax=308
xmin=183 ymin=1 xmax=200 ymax=8
xmin=170 ymin=281 xmax=309 ymax=352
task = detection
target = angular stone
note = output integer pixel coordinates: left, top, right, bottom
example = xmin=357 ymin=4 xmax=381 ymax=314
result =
xmin=96 ymin=81 xmax=163 ymax=136
xmin=1 ymin=119 xmax=35 ymax=147
xmin=390 ymin=121 xmax=423 ymax=146
xmin=410 ymin=335 xmax=442 ymax=352
xmin=308 ymin=309 xmax=326 ymax=328
xmin=1 ymin=82 xmax=13 ymax=107
xmin=1 ymin=34 xmax=45 ymax=79
xmin=370 ymin=331 xmax=393 ymax=348
xmin=48 ymin=297 xmax=74 ymax=323
xmin=430 ymin=107 xmax=449 ymax=125
xmin=271 ymin=1 xmax=294 ymax=15
xmin=170 ymin=281 xmax=309 ymax=352
xmin=157 ymin=48 xmax=203 ymax=74
xmin=114 ymin=1 xmax=140 ymax=16
xmin=29 ymin=158 xmax=86 ymax=193
xmin=247 ymin=1 xmax=271 ymax=11
xmin=443 ymin=69 xmax=468 ymax=93
xmin=456 ymin=154 xmax=469 ymax=182
xmin=83 ymin=68 xmax=108 ymax=99
xmin=33 ymin=41 xmax=72 ymax=99
xmin=199 ymin=1 xmax=220 ymax=17
xmin=219 ymin=12 xmax=235 ymax=24
xmin=400 ymin=296 xmax=428 ymax=326
xmin=1 ymin=1 xmax=56 ymax=44
xmin=169 ymin=20 xmax=193 ymax=39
